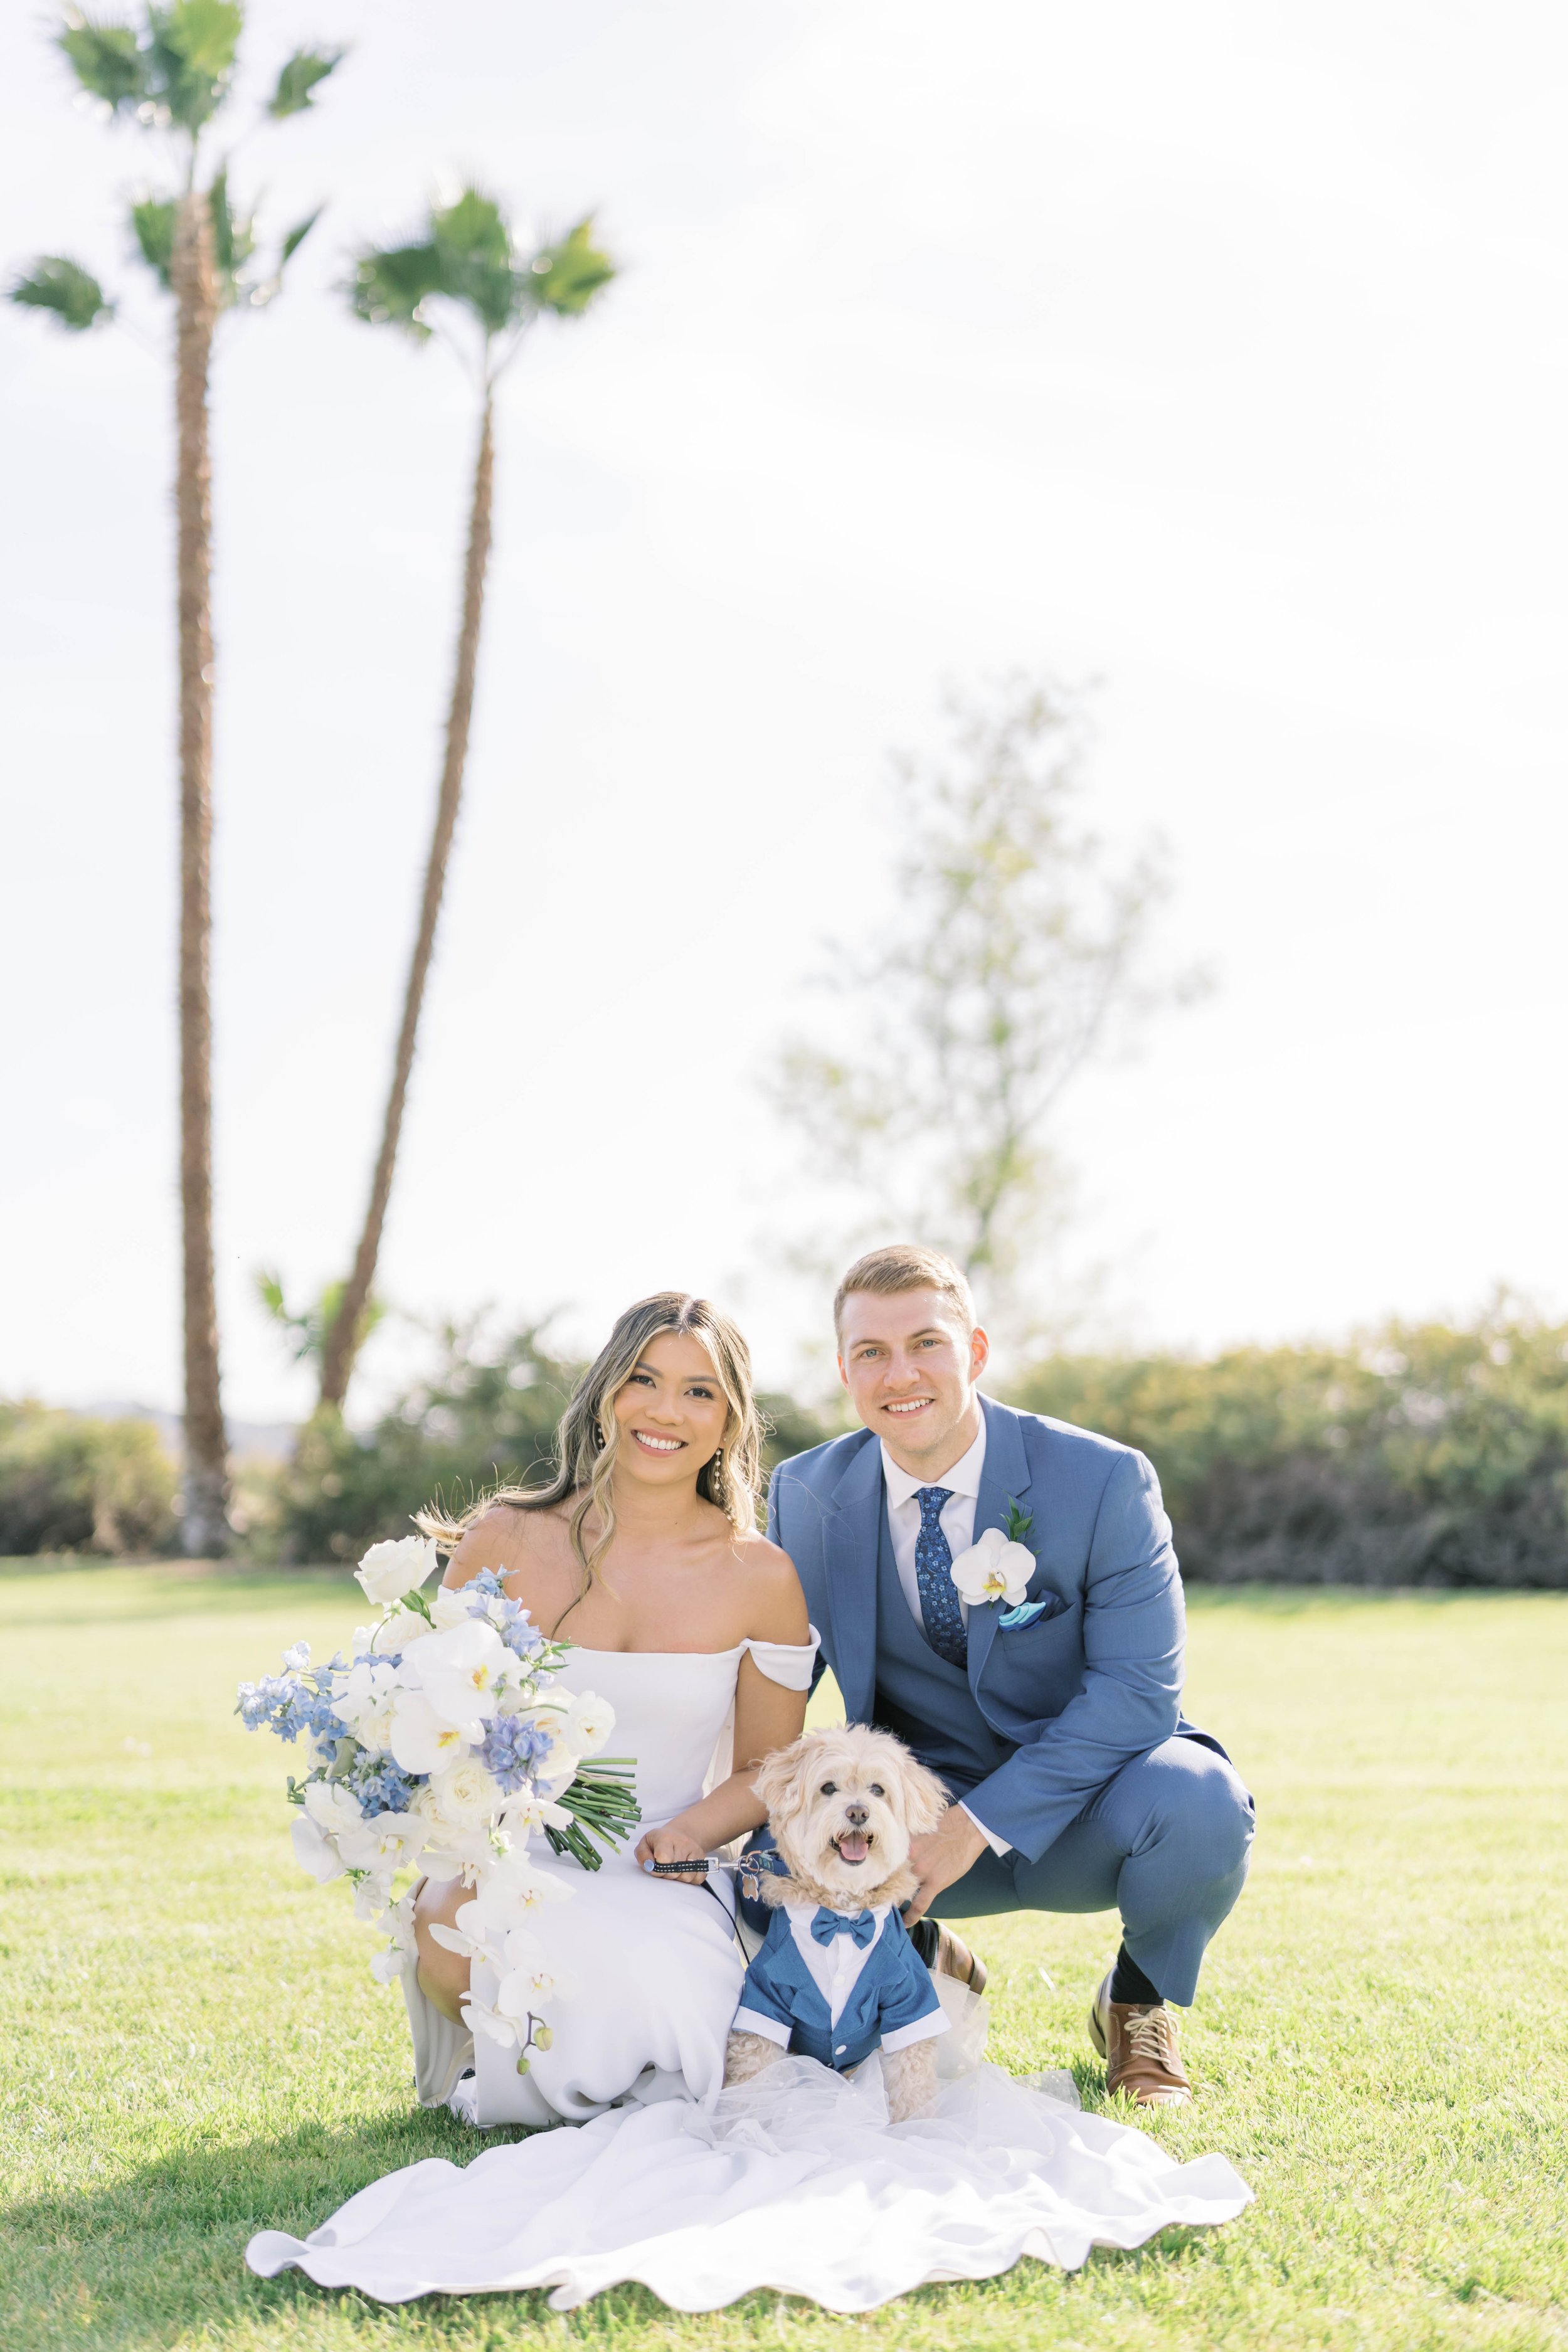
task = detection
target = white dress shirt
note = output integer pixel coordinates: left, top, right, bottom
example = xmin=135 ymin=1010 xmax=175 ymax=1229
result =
xmin=879 ymin=1419 xmax=1012 ymax=1859
xmin=790 ymin=1904 xmax=888 ymax=2025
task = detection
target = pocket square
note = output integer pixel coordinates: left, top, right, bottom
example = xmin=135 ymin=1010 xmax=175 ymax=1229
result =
xmin=997 ymin=1599 xmax=1053 ymax=1630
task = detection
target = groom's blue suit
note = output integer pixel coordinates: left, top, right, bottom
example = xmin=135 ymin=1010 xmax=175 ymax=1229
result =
xmin=766 ymin=1394 xmax=1253 ymax=2005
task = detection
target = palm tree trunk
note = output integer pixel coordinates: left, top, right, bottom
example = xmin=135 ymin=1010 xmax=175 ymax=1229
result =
xmin=172 ymin=189 xmax=228 ymax=1555
xmin=318 ymin=395 xmax=497 ymax=1413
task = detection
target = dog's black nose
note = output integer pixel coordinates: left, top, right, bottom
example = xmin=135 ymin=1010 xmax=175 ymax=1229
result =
xmin=845 ymin=1803 xmax=869 ymax=1828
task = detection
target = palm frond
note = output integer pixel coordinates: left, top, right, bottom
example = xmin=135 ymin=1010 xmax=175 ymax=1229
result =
xmin=524 ymin=215 xmax=617 ymax=319
xmin=255 ymin=1268 xmax=383 ymax=1366
xmin=208 ymin=166 xmax=255 ymax=297
xmin=349 ymin=238 xmax=444 ymax=336
xmin=267 ymin=45 xmax=344 ymax=119
xmin=57 ymin=15 xmax=149 ymax=113
xmin=353 ymin=189 xmax=617 ymax=349
xmin=278 ymin=206 xmax=322 ymax=267
xmin=146 ymin=0 xmax=241 ymax=132
xmin=430 ymin=188 xmax=519 ymax=336
xmin=431 ymin=188 xmax=511 ymax=276
xmin=130 ymin=196 xmax=176 ymax=288
xmin=8 ymin=255 xmax=113 ymax=330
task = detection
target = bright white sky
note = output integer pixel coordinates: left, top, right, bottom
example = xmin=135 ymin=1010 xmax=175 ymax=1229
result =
xmin=3 ymin=0 xmax=1565 ymax=1425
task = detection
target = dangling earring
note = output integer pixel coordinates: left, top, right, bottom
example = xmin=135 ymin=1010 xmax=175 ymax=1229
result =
xmin=709 ymin=1448 xmax=723 ymax=1492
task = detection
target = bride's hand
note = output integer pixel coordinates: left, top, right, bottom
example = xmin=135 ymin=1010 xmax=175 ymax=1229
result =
xmin=636 ymin=1823 xmax=710 ymax=1887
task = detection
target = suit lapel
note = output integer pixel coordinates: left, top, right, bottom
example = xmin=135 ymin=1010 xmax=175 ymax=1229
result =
xmin=967 ymin=1395 xmax=1035 ymax=1696
xmin=822 ymin=1435 xmax=883 ymax=1726
xmin=773 ymin=1919 xmax=831 ymax=2035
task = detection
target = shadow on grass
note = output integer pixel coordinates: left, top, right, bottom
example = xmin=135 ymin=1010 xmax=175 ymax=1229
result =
xmin=4 ymin=2097 xmax=1207 ymax=2345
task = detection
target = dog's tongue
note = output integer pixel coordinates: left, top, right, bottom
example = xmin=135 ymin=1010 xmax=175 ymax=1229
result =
xmin=837 ymin=1832 xmax=870 ymax=1864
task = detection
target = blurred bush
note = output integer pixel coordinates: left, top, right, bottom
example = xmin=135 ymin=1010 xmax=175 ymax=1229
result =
xmin=19 ymin=1303 xmax=1557 ymax=1585
xmin=0 ymin=1402 xmax=178 ymax=1555
xmin=246 ymin=1320 xmax=845 ymax=1563
xmin=1005 ymin=1300 xmax=1568 ymax=1587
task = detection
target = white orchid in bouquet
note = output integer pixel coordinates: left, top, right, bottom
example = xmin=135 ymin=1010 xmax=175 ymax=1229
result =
xmin=236 ymin=1534 xmax=639 ymax=2074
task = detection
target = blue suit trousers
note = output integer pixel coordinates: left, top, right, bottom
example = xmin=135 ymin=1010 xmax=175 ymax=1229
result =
xmin=931 ymin=1733 xmax=1254 ymax=2006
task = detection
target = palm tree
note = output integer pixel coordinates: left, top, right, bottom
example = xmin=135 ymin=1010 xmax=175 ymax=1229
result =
xmin=314 ymin=191 xmax=615 ymax=1414
xmin=9 ymin=6 xmax=342 ymax=1554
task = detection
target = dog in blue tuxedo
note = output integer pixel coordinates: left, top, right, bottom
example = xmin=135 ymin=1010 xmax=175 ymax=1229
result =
xmin=724 ymin=1725 xmax=953 ymax=2122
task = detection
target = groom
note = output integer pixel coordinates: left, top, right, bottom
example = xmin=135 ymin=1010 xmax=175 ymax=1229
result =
xmin=766 ymin=1244 xmax=1254 ymax=2107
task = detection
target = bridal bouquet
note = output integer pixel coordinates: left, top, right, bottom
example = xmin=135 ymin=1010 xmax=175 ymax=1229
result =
xmin=236 ymin=1535 xmax=639 ymax=2070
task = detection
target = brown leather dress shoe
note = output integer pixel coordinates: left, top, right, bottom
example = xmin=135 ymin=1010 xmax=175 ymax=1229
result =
xmin=928 ymin=1925 xmax=988 ymax=1994
xmin=1088 ymin=1969 xmax=1192 ymax=2106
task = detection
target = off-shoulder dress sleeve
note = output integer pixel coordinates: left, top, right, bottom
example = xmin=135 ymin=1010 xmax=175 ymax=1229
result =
xmin=739 ymin=1627 xmax=821 ymax=1690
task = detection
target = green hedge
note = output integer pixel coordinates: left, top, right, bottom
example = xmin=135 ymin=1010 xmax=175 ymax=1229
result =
xmin=1005 ymin=1306 xmax=1568 ymax=1588
xmin=11 ymin=1306 xmax=1563 ymax=1585
xmin=0 ymin=1402 xmax=177 ymax=1556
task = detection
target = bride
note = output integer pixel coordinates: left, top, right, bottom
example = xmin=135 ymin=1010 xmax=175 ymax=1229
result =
xmin=408 ymin=1288 xmax=813 ymax=2126
xmin=248 ymin=1291 xmax=1251 ymax=2312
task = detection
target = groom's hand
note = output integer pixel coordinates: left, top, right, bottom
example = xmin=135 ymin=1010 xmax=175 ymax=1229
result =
xmin=636 ymin=1824 xmax=709 ymax=1887
xmin=903 ymin=1808 xmax=987 ymax=1926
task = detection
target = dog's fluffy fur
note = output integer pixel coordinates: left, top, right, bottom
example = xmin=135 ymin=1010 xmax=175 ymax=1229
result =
xmin=723 ymin=1725 xmax=949 ymax=2122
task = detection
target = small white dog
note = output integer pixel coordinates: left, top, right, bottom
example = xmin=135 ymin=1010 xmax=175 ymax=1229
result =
xmin=723 ymin=1725 xmax=951 ymax=2122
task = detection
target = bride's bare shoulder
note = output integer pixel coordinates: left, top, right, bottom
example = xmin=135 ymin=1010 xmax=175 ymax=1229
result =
xmin=445 ymin=1497 xmax=570 ymax=1587
xmin=731 ymin=1526 xmax=810 ymax=1644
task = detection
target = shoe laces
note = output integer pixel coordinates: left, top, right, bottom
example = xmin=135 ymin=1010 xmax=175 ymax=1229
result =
xmin=1121 ymin=2007 xmax=1178 ymax=2067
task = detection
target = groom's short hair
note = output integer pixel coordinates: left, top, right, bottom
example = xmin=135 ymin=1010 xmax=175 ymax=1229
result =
xmin=833 ymin=1245 xmax=975 ymax=1335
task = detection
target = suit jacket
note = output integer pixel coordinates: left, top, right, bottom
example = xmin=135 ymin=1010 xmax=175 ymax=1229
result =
xmin=733 ymin=1904 xmax=947 ymax=2072
xmin=767 ymin=1393 xmax=1195 ymax=1862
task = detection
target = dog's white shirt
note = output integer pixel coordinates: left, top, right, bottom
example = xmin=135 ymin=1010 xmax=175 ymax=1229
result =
xmin=787 ymin=1905 xmax=890 ymax=2027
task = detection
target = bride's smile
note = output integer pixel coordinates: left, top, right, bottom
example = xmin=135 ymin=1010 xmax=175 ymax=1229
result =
xmin=615 ymin=1338 xmax=729 ymax=1475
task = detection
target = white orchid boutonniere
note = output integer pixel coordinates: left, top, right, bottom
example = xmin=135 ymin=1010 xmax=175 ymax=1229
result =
xmin=949 ymin=1499 xmax=1037 ymax=1608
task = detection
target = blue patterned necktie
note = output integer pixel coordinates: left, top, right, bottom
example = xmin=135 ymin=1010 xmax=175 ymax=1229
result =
xmin=812 ymin=1907 xmax=877 ymax=1947
xmin=914 ymin=1485 xmax=968 ymax=1668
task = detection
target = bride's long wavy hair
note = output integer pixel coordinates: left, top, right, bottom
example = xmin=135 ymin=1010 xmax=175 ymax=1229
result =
xmin=418 ymin=1293 xmax=765 ymax=1588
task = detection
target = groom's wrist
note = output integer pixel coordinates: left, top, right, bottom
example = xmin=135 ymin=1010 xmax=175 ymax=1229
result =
xmin=958 ymin=1802 xmax=1011 ymax=1860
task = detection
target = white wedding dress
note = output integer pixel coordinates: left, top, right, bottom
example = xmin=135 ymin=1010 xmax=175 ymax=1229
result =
xmin=246 ymin=1634 xmax=1252 ymax=2312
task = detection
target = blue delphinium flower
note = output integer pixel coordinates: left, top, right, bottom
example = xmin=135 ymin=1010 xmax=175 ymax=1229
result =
xmin=462 ymin=1567 xmax=546 ymax=1660
xmin=347 ymin=1754 xmax=417 ymax=1814
xmin=478 ymin=1714 xmax=555 ymax=1795
xmin=236 ymin=1660 xmax=345 ymax=1744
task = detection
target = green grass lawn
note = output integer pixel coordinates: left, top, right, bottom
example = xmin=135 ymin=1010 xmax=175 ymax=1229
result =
xmin=1 ymin=1565 xmax=1565 ymax=2352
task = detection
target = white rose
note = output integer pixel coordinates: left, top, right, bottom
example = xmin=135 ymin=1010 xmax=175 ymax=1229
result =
xmin=330 ymin=1658 xmax=402 ymax=1753
xmin=429 ymin=1759 xmax=504 ymax=1826
xmin=430 ymin=1584 xmax=477 ymax=1631
xmin=355 ymin=1535 xmax=440 ymax=1608
xmin=371 ymin=1605 xmax=429 ymax=1656
xmin=562 ymin=1690 xmax=615 ymax=1757
xmin=948 ymin=1526 xmax=1035 ymax=1608
xmin=302 ymin=1779 xmax=363 ymax=1836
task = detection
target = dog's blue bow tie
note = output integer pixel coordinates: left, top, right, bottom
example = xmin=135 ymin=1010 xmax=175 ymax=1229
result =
xmin=811 ymin=1907 xmax=876 ymax=1948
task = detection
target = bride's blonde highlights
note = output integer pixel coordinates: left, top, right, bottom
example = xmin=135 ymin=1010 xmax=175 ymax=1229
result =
xmin=418 ymin=1293 xmax=765 ymax=1585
